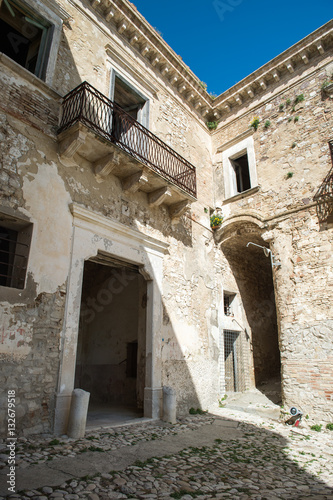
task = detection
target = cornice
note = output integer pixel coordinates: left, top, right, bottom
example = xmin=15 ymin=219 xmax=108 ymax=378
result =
xmin=211 ymin=20 xmax=333 ymax=120
xmin=78 ymin=1 xmax=333 ymax=124
xmin=88 ymin=0 xmax=212 ymax=117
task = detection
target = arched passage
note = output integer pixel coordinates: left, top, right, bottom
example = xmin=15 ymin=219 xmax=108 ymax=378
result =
xmin=219 ymin=220 xmax=281 ymax=403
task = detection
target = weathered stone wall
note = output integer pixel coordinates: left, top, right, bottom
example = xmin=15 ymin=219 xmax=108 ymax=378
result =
xmin=0 ymin=0 xmax=332 ymax=437
xmin=212 ymin=56 xmax=333 ymax=420
xmin=0 ymin=0 xmax=216 ymax=436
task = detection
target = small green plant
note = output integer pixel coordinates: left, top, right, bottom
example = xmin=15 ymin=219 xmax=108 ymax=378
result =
xmin=218 ymin=394 xmax=228 ymax=407
xmin=279 ymin=104 xmax=284 ymax=111
xmin=88 ymin=445 xmax=104 ymax=452
xmin=288 ymin=117 xmax=292 ymax=122
xmin=321 ymin=78 xmax=333 ymax=89
xmin=250 ymin=116 xmax=260 ymax=131
xmin=295 ymin=93 xmax=305 ymax=104
xmin=264 ymin=120 xmax=271 ymax=129
xmin=210 ymin=213 xmax=223 ymax=228
xmin=286 ymin=98 xmax=291 ymax=106
xmin=199 ymin=81 xmax=207 ymax=91
xmin=326 ymin=423 xmax=333 ymax=430
xmin=294 ymin=116 xmax=299 ymax=122
xmin=305 ymin=414 xmax=309 ymax=419
xmin=310 ymin=424 xmax=322 ymax=432
xmin=189 ymin=407 xmax=207 ymax=415
xmin=206 ymin=121 xmax=218 ymax=130
xmin=286 ymin=172 xmax=294 ymax=179
xmin=48 ymin=439 xmax=60 ymax=446
xmin=208 ymin=92 xmax=217 ymax=99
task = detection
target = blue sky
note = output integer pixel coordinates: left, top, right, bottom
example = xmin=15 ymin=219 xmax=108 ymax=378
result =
xmin=132 ymin=0 xmax=332 ymax=95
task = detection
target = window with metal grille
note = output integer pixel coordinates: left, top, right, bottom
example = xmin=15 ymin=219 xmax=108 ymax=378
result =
xmin=0 ymin=218 xmax=32 ymax=289
xmin=0 ymin=0 xmax=53 ymax=80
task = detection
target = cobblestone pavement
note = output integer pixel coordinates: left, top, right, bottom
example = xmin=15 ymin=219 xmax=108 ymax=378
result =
xmin=0 ymin=407 xmax=333 ymax=499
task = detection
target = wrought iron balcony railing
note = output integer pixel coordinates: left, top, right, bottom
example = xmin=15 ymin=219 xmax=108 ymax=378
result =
xmin=58 ymin=81 xmax=197 ymax=198
xmin=314 ymin=141 xmax=333 ymax=222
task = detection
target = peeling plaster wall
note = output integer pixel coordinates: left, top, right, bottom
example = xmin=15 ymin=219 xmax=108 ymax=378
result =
xmin=0 ymin=0 xmax=332 ymax=437
xmin=0 ymin=0 xmax=216 ymax=436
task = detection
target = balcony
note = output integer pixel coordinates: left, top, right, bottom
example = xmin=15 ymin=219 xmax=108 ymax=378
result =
xmin=314 ymin=141 xmax=333 ymax=223
xmin=57 ymin=82 xmax=197 ymax=219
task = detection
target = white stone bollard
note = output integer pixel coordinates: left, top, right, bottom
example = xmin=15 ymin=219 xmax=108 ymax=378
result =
xmin=67 ymin=388 xmax=90 ymax=439
xmin=163 ymin=386 xmax=177 ymax=424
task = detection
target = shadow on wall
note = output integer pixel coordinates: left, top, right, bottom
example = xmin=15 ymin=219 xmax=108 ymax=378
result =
xmin=74 ymin=255 xmax=205 ymax=421
xmin=53 ymin=25 xmax=83 ymax=95
xmin=221 ymin=228 xmax=281 ymax=388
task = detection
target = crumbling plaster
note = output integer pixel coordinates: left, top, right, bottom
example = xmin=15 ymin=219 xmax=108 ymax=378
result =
xmin=0 ymin=0 xmax=332 ymax=436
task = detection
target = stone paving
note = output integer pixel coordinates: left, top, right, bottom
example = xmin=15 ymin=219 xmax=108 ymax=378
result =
xmin=0 ymin=407 xmax=333 ymax=499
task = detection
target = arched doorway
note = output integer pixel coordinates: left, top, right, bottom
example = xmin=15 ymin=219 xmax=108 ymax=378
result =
xmin=220 ymin=220 xmax=281 ymax=404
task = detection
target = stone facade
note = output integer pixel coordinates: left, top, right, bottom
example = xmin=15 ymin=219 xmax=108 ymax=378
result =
xmin=0 ymin=0 xmax=332 ymax=436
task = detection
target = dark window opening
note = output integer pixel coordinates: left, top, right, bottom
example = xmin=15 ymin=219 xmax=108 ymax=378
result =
xmin=0 ymin=217 xmax=32 ymax=289
xmin=231 ymin=153 xmax=251 ymax=193
xmin=224 ymin=292 xmax=235 ymax=316
xmin=126 ymin=341 xmax=138 ymax=378
xmin=0 ymin=0 xmax=52 ymax=80
xmin=113 ymin=76 xmax=146 ymax=121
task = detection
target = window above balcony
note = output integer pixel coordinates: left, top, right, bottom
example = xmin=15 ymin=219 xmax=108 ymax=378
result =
xmin=111 ymin=73 xmax=149 ymax=128
xmin=57 ymin=82 xmax=197 ymax=220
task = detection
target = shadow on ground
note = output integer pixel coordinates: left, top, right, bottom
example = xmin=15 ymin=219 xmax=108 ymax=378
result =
xmin=0 ymin=413 xmax=332 ymax=498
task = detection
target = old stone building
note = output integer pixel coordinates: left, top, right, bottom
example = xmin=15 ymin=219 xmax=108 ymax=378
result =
xmin=0 ymin=0 xmax=332 ymax=436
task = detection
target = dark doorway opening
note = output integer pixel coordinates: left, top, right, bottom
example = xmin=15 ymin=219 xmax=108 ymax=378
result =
xmin=75 ymin=258 xmax=147 ymax=425
xmin=222 ymin=228 xmax=282 ymax=405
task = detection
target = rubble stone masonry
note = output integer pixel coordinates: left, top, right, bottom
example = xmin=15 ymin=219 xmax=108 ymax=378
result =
xmin=0 ymin=0 xmax=332 ymax=435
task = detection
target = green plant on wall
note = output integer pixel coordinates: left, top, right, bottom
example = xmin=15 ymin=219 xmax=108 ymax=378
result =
xmin=207 ymin=121 xmax=218 ymax=130
xmin=210 ymin=213 xmax=224 ymax=228
xmin=250 ymin=116 xmax=260 ymax=131
xmin=294 ymin=94 xmax=305 ymax=104
xmin=264 ymin=120 xmax=271 ymax=129
xmin=286 ymin=172 xmax=294 ymax=179
xmin=322 ymin=74 xmax=333 ymax=89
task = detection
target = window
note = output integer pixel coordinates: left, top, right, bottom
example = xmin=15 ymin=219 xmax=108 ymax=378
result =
xmin=219 ymin=133 xmax=258 ymax=200
xmin=110 ymin=71 xmax=149 ymax=128
xmin=126 ymin=341 xmax=138 ymax=378
xmin=224 ymin=292 xmax=236 ymax=316
xmin=0 ymin=213 xmax=32 ymax=289
xmin=0 ymin=0 xmax=53 ymax=80
xmin=231 ymin=153 xmax=251 ymax=193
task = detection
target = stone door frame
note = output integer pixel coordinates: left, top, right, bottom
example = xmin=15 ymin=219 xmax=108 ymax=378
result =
xmin=54 ymin=203 xmax=168 ymax=435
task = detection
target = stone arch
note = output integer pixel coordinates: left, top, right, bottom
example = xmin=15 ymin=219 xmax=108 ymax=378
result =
xmin=218 ymin=216 xmax=281 ymax=402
